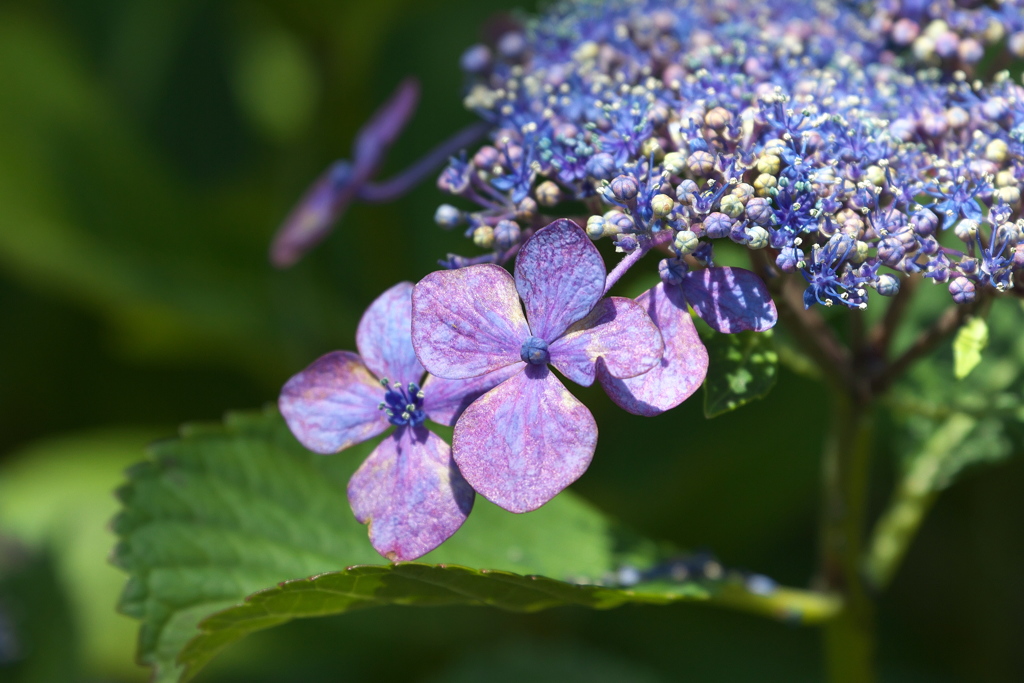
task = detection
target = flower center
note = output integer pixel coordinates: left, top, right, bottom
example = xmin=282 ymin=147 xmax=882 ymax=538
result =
xmin=378 ymin=379 xmax=426 ymax=427
xmin=520 ymin=336 xmax=550 ymax=365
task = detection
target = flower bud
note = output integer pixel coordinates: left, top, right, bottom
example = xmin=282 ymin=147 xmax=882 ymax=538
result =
xmin=702 ymin=212 xmax=733 ymax=239
xmin=609 ymin=175 xmax=640 ymax=202
xmin=662 ymin=151 xmax=686 ymax=176
xmin=460 ymin=44 xmax=492 ymax=74
xmin=720 ymin=194 xmax=745 ymax=218
xmin=586 ymin=152 xmax=616 ymax=180
xmin=745 ymin=225 xmax=769 ymax=249
xmin=954 ymin=219 xmax=978 ymax=242
xmin=494 ymin=220 xmax=521 ymax=250
xmin=756 ymin=153 xmax=781 ymax=175
xmin=586 ymin=215 xmax=607 ymax=239
xmin=535 ymin=180 xmax=562 ymax=207
xmin=472 ymin=224 xmax=495 ymax=249
xmin=651 ymin=194 xmax=675 ymax=218
xmin=673 ymin=229 xmax=699 ymax=255
xmin=746 ymin=197 xmax=774 ymax=224
xmin=875 ymin=274 xmax=900 ymax=297
xmin=434 ymin=204 xmax=463 ymax=229
xmin=686 ymin=150 xmax=716 ymax=176
xmin=948 ymin=276 xmax=976 ymax=304
xmin=753 ymin=173 xmax=778 ymax=197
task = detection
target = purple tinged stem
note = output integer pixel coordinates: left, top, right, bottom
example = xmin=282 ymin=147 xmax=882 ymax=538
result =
xmin=358 ymin=122 xmax=490 ymax=203
xmin=603 ymin=231 xmax=673 ymax=295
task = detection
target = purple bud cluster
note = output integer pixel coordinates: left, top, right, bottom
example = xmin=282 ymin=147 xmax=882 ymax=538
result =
xmin=861 ymin=0 xmax=1024 ymax=70
xmin=435 ymin=0 xmax=1024 ymax=308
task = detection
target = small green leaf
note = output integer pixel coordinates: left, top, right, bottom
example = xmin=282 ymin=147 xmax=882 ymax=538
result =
xmin=702 ymin=330 xmax=778 ymax=418
xmin=953 ymin=316 xmax=988 ymax=379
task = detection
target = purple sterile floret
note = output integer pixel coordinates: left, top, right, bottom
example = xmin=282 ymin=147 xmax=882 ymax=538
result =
xmin=679 ymin=267 xmax=779 ymax=334
xmin=270 ymin=79 xmax=420 ymax=268
xmin=279 ymin=281 xmax=508 ymax=561
xmin=411 ymin=219 xmax=663 ymax=513
xmin=598 ymin=283 xmax=710 ymax=417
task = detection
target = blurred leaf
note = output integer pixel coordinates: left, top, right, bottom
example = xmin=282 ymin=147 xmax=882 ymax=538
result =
xmin=0 ymin=546 xmax=78 ymax=683
xmin=0 ymin=429 xmax=160 ymax=681
xmin=702 ymin=330 xmax=778 ymax=418
xmin=178 ymin=563 xmax=708 ymax=681
xmin=112 ymin=409 xmax=684 ymax=682
xmin=952 ymin=316 xmax=988 ymax=380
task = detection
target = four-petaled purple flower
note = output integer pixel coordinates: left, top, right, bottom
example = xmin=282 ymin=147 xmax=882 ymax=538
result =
xmin=279 ymin=281 xmax=512 ymax=561
xmin=411 ymin=219 xmax=664 ymax=513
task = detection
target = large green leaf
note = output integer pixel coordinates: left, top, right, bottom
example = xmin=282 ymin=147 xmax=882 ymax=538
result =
xmin=113 ymin=409 xmax=837 ymax=683
xmin=702 ymin=330 xmax=778 ymax=418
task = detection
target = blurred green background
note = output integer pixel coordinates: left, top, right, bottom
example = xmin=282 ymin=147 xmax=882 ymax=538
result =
xmin=0 ymin=0 xmax=1022 ymax=681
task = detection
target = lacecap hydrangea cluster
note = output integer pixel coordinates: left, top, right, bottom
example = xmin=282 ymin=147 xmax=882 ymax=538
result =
xmin=273 ymin=0 xmax=1024 ymax=563
xmin=433 ymin=0 xmax=1024 ymax=308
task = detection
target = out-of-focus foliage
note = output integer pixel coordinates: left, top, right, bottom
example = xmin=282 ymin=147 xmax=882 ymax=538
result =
xmin=0 ymin=0 xmax=1023 ymax=682
xmin=701 ymin=330 xmax=778 ymax=418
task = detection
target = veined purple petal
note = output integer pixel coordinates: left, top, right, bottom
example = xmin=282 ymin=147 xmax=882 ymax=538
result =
xmin=279 ymin=351 xmax=388 ymax=454
xmin=270 ymin=161 xmax=355 ymax=268
xmin=452 ymin=365 xmax=597 ymax=513
xmin=680 ymin=266 xmax=778 ymax=333
xmin=549 ymin=297 xmax=663 ymax=387
xmin=412 ymin=265 xmax=529 ymax=379
xmin=353 ymin=78 xmax=420 ymax=176
xmin=356 ymin=281 xmax=424 ymax=387
xmin=514 ymin=219 xmax=606 ymax=341
xmin=348 ymin=425 xmax=473 ymax=561
xmin=421 ymin=364 xmax=524 ymax=426
xmin=598 ymin=284 xmax=709 ymax=416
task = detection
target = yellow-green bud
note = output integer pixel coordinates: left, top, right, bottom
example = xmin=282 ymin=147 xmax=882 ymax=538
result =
xmin=473 ymin=225 xmax=495 ymax=249
xmin=586 ymin=215 xmax=606 ymax=239
xmin=865 ymin=165 xmax=886 ymax=187
xmin=651 ymin=194 xmax=675 ymax=218
xmin=535 ymin=180 xmax=562 ymax=207
xmin=985 ymin=139 xmax=1009 ymax=163
xmin=641 ymin=137 xmax=663 ymax=160
xmin=662 ymin=151 xmax=687 ymax=176
xmin=996 ymin=170 xmax=1016 ymax=188
xmin=756 ymin=153 xmax=781 ymax=175
xmin=996 ymin=186 xmax=1021 ymax=206
xmin=720 ymin=194 xmax=745 ymax=218
xmin=754 ymin=173 xmax=778 ymax=196
xmin=673 ymin=229 xmax=699 ymax=256
xmin=731 ymin=183 xmax=755 ymax=203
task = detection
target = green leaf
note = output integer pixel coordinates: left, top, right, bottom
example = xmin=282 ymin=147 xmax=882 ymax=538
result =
xmin=702 ymin=330 xmax=778 ymax=418
xmin=953 ymin=316 xmax=988 ymax=379
xmin=113 ymin=409 xmax=835 ymax=683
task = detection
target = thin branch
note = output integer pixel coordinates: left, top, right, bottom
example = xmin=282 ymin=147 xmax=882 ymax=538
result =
xmin=870 ymin=298 xmax=982 ymax=395
xmin=749 ymin=250 xmax=860 ymax=398
xmin=867 ymin=274 xmax=918 ymax=356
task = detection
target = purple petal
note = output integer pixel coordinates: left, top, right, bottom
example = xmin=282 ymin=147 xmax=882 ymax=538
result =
xmin=549 ymin=297 xmax=664 ymax=387
xmin=421 ymin=364 xmax=525 ymax=426
xmin=452 ymin=365 xmax=597 ymax=513
xmin=598 ymin=284 xmax=709 ymax=416
xmin=679 ymin=266 xmax=778 ymax=333
xmin=348 ymin=425 xmax=473 ymax=561
xmin=353 ymin=78 xmax=420 ymax=176
xmin=514 ymin=219 xmax=606 ymax=341
xmin=412 ymin=265 xmax=529 ymax=379
xmin=279 ymin=351 xmax=388 ymax=454
xmin=356 ymin=281 xmax=424 ymax=387
xmin=270 ymin=161 xmax=356 ymax=268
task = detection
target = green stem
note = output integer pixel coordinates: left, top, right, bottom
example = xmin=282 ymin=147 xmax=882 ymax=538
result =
xmin=819 ymin=394 xmax=876 ymax=683
xmin=864 ymin=413 xmax=977 ymax=590
xmin=709 ymin=583 xmax=842 ymax=625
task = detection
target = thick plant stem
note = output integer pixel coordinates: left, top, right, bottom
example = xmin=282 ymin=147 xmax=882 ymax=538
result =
xmin=819 ymin=394 xmax=876 ymax=683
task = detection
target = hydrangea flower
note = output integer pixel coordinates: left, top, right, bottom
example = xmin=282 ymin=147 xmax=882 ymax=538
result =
xmin=279 ymin=282 xmax=513 ymax=560
xmin=602 ymin=262 xmax=778 ymax=416
xmin=411 ymin=219 xmax=664 ymax=512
